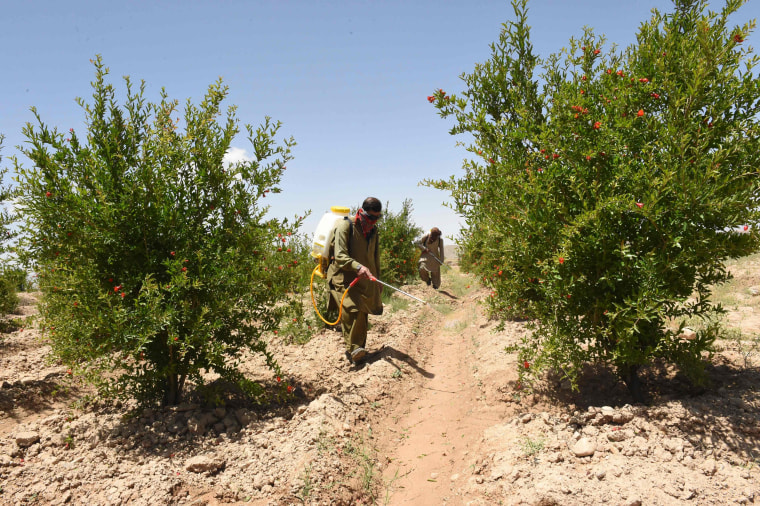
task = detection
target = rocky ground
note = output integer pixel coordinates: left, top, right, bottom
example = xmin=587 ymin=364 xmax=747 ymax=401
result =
xmin=0 ymin=253 xmax=759 ymax=505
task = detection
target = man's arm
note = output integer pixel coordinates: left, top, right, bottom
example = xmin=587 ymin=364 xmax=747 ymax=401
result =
xmin=439 ymin=238 xmax=445 ymax=264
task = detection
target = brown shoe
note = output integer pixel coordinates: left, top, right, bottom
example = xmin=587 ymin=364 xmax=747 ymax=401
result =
xmin=350 ymin=347 xmax=367 ymax=364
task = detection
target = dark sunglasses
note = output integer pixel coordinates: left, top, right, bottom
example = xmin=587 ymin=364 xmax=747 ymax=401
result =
xmin=362 ymin=210 xmax=382 ymax=221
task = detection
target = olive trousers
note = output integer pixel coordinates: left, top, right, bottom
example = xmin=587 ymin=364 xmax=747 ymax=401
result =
xmin=341 ymin=310 xmax=368 ymax=352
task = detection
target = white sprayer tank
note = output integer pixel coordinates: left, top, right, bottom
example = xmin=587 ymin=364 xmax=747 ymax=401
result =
xmin=311 ymin=206 xmax=351 ymax=261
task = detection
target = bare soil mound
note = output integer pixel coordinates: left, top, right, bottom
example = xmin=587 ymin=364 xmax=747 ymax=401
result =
xmin=0 ymin=261 xmax=758 ymax=505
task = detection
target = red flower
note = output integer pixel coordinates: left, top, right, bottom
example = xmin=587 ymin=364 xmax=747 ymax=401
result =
xmin=744 ymin=225 xmax=749 ymax=231
xmin=498 ymin=270 xmax=502 ymax=276
xmin=734 ymin=33 xmax=744 ymax=43
xmin=616 ymin=70 xmax=624 ymax=77
xmin=651 ymin=92 xmax=660 ymax=99
xmin=114 ymin=285 xmax=121 ymax=292
xmin=120 ymin=292 xmax=125 ymax=298
xmin=593 ymin=49 xmax=600 ymax=55
xmin=427 ymin=96 xmax=435 ymax=103
xmin=637 ymin=109 xmax=645 ymax=117
xmin=636 ymin=202 xmax=643 ymax=208
xmin=552 ymin=153 xmax=559 ymax=159
xmin=558 ymin=257 xmax=564 ymax=264
xmin=170 ymin=251 xmax=175 ymax=256
xmin=276 ymin=376 xmax=282 ymax=382
xmin=586 ymin=155 xmax=591 ymax=161
xmin=523 ymin=361 xmax=530 ymax=369
xmin=45 ymin=191 xmax=52 ymax=198
xmin=287 ymin=385 xmax=294 ymax=393
xmin=181 ymin=267 xmax=187 ymax=272
xmin=606 ymin=69 xmax=612 ymax=75
xmin=638 ymin=77 xmax=649 ymax=83
xmin=593 ymin=121 xmax=601 ymax=130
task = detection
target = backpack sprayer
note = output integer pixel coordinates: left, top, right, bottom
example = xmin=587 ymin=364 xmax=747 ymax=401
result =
xmin=309 ymin=206 xmax=428 ymax=326
xmin=414 ymin=241 xmax=444 ymax=265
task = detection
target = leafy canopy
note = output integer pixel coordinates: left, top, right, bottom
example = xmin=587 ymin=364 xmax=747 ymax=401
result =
xmin=15 ymin=56 xmax=301 ymax=406
xmin=427 ymin=0 xmax=760 ymax=400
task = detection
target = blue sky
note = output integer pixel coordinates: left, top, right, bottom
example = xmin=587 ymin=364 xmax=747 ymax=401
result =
xmin=2 ymin=0 xmax=757 ymax=241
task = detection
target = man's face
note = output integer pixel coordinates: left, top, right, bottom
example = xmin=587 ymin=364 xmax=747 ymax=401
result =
xmin=362 ymin=209 xmax=382 ymax=223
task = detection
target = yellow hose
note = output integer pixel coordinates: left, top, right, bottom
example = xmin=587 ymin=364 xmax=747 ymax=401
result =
xmin=310 ymin=265 xmax=357 ymax=326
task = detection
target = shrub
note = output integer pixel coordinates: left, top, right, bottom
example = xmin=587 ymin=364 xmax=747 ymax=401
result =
xmin=379 ymin=199 xmax=424 ymax=287
xmin=426 ymin=0 xmax=760 ymax=400
xmin=15 ymin=56 xmax=301 ymax=406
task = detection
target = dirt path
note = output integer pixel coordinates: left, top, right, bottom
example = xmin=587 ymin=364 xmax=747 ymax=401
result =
xmin=373 ymin=272 xmax=519 ymax=505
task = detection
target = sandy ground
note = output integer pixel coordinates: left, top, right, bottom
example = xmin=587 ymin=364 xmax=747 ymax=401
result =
xmin=0 ymin=256 xmax=759 ymax=505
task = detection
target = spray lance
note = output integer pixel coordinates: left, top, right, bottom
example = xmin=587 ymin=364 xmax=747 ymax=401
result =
xmin=368 ymin=276 xmax=427 ymax=305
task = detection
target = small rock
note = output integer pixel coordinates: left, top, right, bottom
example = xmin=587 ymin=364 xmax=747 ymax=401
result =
xmin=450 ymin=473 xmax=459 ymax=481
xmin=15 ymin=432 xmax=40 ymax=448
xmin=612 ymin=410 xmax=635 ymax=424
xmin=701 ymin=459 xmax=717 ymax=476
xmin=185 ymin=455 xmax=225 ymax=474
xmin=234 ymin=408 xmax=255 ymax=426
xmin=678 ymin=327 xmax=697 ymax=341
xmin=572 ymin=438 xmax=596 ymax=457
xmin=520 ymin=413 xmax=533 ymax=424
xmin=748 ymin=286 xmax=759 ymax=296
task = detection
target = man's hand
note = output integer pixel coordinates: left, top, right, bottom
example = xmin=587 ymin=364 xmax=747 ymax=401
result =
xmin=357 ymin=265 xmax=372 ymax=279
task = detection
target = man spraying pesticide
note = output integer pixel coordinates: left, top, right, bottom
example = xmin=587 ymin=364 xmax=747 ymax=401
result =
xmin=415 ymin=227 xmax=445 ymax=289
xmin=310 ymin=198 xmax=427 ymax=366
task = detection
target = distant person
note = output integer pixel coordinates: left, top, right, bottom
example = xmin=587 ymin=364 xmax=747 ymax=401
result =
xmin=326 ymin=197 xmax=383 ymax=365
xmin=416 ymin=227 xmax=444 ymax=289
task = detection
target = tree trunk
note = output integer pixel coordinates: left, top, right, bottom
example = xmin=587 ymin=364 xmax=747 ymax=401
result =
xmin=163 ymin=373 xmax=180 ymax=406
xmin=622 ymin=365 xmax=647 ymax=404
